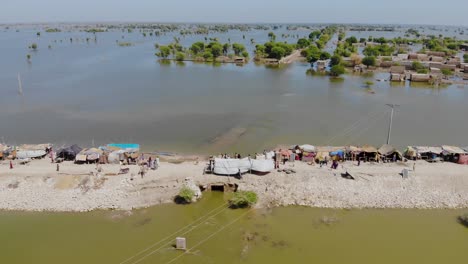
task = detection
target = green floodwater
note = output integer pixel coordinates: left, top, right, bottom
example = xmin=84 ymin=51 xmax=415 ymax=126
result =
xmin=1 ymin=192 xmax=467 ymax=264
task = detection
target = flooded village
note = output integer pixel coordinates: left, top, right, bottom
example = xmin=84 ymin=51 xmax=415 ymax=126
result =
xmin=1 ymin=18 xmax=468 ymax=264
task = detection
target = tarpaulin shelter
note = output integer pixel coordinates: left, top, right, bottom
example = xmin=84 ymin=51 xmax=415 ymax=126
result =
xmin=56 ymin=144 xmax=82 ymax=161
xmin=378 ymin=144 xmax=403 ymax=161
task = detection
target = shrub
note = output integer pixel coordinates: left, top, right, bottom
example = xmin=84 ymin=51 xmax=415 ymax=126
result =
xmin=441 ymin=68 xmax=453 ymax=76
xmin=175 ymin=186 xmax=195 ymax=204
xmin=175 ymin=52 xmax=185 ymax=61
xmin=412 ymin=61 xmax=425 ymax=71
xmin=417 ymin=68 xmax=429 ymax=74
xmin=329 ymin=65 xmax=345 ymax=77
xmin=229 ymin=191 xmax=258 ymax=208
xmin=464 ymin=54 xmax=468 ymax=63
xmin=362 ymin=56 xmax=376 ymax=67
xmin=458 ymin=213 xmax=468 ymax=227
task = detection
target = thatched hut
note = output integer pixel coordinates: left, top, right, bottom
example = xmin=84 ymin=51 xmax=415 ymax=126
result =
xmin=441 ymin=145 xmax=466 ymax=163
xmin=378 ymin=144 xmax=403 ymax=162
xmin=404 ymin=146 xmax=443 ymax=161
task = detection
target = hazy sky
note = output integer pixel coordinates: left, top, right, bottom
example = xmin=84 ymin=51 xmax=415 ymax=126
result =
xmin=2 ymin=0 xmax=467 ymax=26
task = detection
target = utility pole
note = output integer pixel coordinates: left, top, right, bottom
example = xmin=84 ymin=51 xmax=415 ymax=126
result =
xmin=386 ymin=104 xmax=400 ymax=145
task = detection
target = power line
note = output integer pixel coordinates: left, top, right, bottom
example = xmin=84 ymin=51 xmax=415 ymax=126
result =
xmin=127 ymin=203 xmax=231 ymax=264
xmin=118 ymin=201 xmax=228 ymax=264
xmin=164 ymin=209 xmax=253 ymax=264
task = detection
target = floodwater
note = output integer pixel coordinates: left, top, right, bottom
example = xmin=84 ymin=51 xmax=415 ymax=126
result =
xmin=0 ymin=192 xmax=466 ymax=264
xmin=1 ymin=25 xmax=468 ymax=154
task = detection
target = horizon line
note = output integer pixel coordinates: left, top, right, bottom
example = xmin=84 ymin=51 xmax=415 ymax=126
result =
xmin=1 ymin=21 xmax=467 ymax=28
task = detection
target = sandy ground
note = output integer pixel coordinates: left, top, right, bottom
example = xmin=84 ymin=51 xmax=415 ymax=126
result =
xmin=0 ymin=159 xmax=467 ymax=212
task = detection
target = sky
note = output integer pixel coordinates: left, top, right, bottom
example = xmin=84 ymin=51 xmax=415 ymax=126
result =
xmin=1 ymin=0 xmax=468 ymax=26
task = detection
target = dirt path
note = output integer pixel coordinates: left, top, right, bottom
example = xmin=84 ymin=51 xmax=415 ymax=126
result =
xmin=279 ymin=49 xmax=304 ymax=64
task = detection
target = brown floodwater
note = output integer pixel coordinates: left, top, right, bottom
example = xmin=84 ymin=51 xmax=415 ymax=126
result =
xmin=0 ymin=192 xmax=467 ymax=264
xmin=0 ymin=25 xmax=467 ymax=155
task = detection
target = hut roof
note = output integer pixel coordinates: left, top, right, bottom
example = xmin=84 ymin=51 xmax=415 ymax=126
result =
xmin=346 ymin=146 xmax=362 ymax=152
xmin=412 ymin=146 xmax=443 ymax=154
xmin=441 ymin=145 xmax=466 ymax=154
xmin=361 ymin=145 xmax=378 ymax=153
xmin=315 ymin=146 xmax=345 ymax=152
xmin=390 ymin=66 xmax=405 ymax=74
xmin=299 ymin=144 xmax=315 ymax=152
xmin=19 ymin=143 xmax=52 ymax=150
xmin=378 ymin=144 xmax=400 ymax=155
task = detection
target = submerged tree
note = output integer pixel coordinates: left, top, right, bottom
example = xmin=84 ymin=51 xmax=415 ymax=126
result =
xmin=362 ymin=56 xmax=376 ymax=68
xmin=329 ymin=65 xmax=345 ymax=77
xmin=156 ymin=45 xmax=171 ymax=59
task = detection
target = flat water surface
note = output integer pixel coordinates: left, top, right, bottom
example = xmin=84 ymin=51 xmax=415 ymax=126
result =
xmin=0 ymin=192 xmax=467 ymax=264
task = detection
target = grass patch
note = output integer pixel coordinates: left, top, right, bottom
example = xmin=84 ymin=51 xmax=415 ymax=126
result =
xmin=175 ymin=186 xmax=195 ymax=204
xmin=229 ymin=191 xmax=258 ymax=209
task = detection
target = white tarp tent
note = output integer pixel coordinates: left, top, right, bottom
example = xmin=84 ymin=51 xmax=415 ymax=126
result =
xmin=214 ymin=158 xmax=252 ymax=175
xmin=250 ymin=159 xmax=275 ymax=173
xmin=300 ymin=144 xmax=316 ymax=152
xmin=214 ymin=158 xmax=275 ymax=175
xmin=16 ymin=150 xmax=47 ymax=159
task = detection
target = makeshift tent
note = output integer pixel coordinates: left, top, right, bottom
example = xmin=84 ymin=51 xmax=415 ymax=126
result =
xmin=16 ymin=150 xmax=47 ymax=159
xmin=213 ymin=158 xmax=252 ymax=175
xmin=441 ymin=145 xmax=466 ymax=155
xmin=405 ymin=146 xmax=443 ymax=160
xmin=19 ymin=143 xmax=51 ymax=151
xmin=458 ymin=154 xmax=468 ymax=165
xmin=378 ymin=144 xmax=403 ymax=160
xmin=300 ymin=144 xmax=316 ymax=152
xmin=107 ymin=143 xmax=140 ymax=151
xmin=76 ymin=148 xmax=103 ymax=163
xmin=250 ymin=159 xmax=275 ymax=174
xmin=441 ymin=145 xmax=466 ymax=163
xmin=56 ymin=144 xmax=82 ymax=161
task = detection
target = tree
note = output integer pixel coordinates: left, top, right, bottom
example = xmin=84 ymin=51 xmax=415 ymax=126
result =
xmin=255 ymin=44 xmax=266 ymax=57
xmin=31 ymin=43 xmax=37 ymax=50
xmin=329 ymin=65 xmax=345 ymax=76
xmin=270 ymin=46 xmax=285 ymax=60
xmin=241 ymin=51 xmax=249 ymax=58
xmin=232 ymin=43 xmax=246 ymax=56
xmin=36 ymin=32 xmax=40 ymax=37
xmin=330 ymin=55 xmax=342 ymax=66
xmin=223 ymin=43 xmax=230 ymax=55
xmin=297 ymin=38 xmax=310 ymax=49
xmin=309 ymin=30 xmax=321 ymax=40
xmin=190 ymin=42 xmax=205 ymax=55
xmin=345 ymin=36 xmax=358 ymax=45
xmin=362 ymin=56 xmax=376 ymax=68
xmin=175 ymin=52 xmax=185 ymax=61
xmin=156 ymin=45 xmax=171 ymax=58
xmin=268 ymin=32 xmax=276 ymax=42
xmin=210 ymin=43 xmax=223 ymax=57
xmin=320 ymin=51 xmax=331 ymax=60
xmin=203 ymin=50 xmax=213 ymax=61
xmin=26 ymin=54 xmax=31 ymax=61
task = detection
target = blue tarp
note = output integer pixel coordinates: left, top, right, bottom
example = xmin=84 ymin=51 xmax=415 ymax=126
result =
xmin=107 ymin=143 xmax=140 ymax=150
xmin=330 ymin=150 xmax=344 ymax=157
